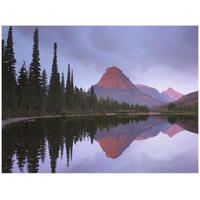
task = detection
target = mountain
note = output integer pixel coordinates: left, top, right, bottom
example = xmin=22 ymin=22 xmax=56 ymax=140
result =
xmin=151 ymin=91 xmax=198 ymax=111
xmin=172 ymin=91 xmax=198 ymax=106
xmin=163 ymin=124 xmax=184 ymax=137
xmin=97 ymin=67 xmax=137 ymax=90
xmin=162 ymin=87 xmax=184 ymax=102
xmin=93 ymin=66 xmax=162 ymax=107
xmin=136 ymin=84 xmax=184 ymax=103
xmin=94 ymin=116 xmax=187 ymax=159
xmin=94 ymin=116 xmax=166 ymax=158
xmin=136 ymin=84 xmax=171 ymax=103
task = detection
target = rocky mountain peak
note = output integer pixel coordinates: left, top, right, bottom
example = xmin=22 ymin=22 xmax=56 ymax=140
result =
xmin=162 ymin=87 xmax=184 ymax=101
xmin=106 ymin=66 xmax=121 ymax=73
xmin=97 ymin=66 xmax=136 ymax=90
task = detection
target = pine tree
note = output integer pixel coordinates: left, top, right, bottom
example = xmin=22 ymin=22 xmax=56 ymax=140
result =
xmin=61 ymin=72 xmax=65 ymax=94
xmin=27 ymin=65 xmax=34 ymax=116
xmin=60 ymin=71 xmax=66 ymax=111
xmin=48 ymin=42 xmax=61 ymax=114
xmin=135 ymin=103 xmax=139 ymax=112
xmin=70 ymin=70 xmax=75 ymax=110
xmin=29 ymin=28 xmax=42 ymax=115
xmin=41 ymin=69 xmax=47 ymax=114
xmin=2 ymin=39 xmax=7 ymax=110
xmin=74 ymin=86 xmax=80 ymax=111
xmin=70 ymin=70 xmax=74 ymax=91
xmin=90 ymin=85 xmax=97 ymax=112
xmin=3 ymin=26 xmax=17 ymax=116
xmin=65 ymin=64 xmax=72 ymax=110
xmin=17 ymin=61 xmax=28 ymax=115
xmin=2 ymin=39 xmax=5 ymax=63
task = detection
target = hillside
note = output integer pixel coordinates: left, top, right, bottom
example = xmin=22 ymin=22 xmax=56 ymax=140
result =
xmin=150 ymin=91 xmax=198 ymax=111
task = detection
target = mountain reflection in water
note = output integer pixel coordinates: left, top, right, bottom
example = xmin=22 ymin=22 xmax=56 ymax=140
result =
xmin=2 ymin=115 xmax=198 ymax=173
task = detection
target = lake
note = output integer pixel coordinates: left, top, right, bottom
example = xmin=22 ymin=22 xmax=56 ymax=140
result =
xmin=2 ymin=114 xmax=198 ymax=173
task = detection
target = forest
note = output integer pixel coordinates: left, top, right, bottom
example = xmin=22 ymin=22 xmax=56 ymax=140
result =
xmin=167 ymin=102 xmax=198 ymax=112
xmin=2 ymin=27 xmax=149 ymax=118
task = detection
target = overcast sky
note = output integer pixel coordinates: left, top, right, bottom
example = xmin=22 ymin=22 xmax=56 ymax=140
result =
xmin=2 ymin=26 xmax=198 ymax=94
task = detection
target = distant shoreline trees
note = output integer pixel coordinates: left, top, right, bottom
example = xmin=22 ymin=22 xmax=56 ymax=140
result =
xmin=167 ymin=102 xmax=198 ymax=112
xmin=2 ymin=26 xmax=149 ymax=118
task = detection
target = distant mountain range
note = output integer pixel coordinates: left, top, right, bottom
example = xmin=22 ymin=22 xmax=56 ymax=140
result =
xmin=136 ymin=85 xmax=183 ymax=103
xmin=93 ymin=66 xmax=185 ymax=107
xmin=151 ymin=91 xmax=198 ymax=111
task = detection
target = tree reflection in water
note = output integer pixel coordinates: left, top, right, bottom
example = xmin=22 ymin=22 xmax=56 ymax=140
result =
xmin=2 ymin=115 xmax=197 ymax=173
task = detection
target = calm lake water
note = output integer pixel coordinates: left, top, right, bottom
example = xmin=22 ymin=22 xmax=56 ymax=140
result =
xmin=2 ymin=115 xmax=198 ymax=173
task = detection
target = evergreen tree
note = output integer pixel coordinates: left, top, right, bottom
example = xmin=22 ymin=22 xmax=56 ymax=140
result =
xmin=65 ymin=64 xmax=73 ymax=110
xmin=3 ymin=26 xmax=17 ymax=116
xmin=2 ymin=39 xmax=7 ymax=111
xmin=70 ymin=70 xmax=75 ymax=110
xmin=167 ymin=103 xmax=178 ymax=111
xmin=48 ymin=42 xmax=61 ymax=114
xmin=27 ymin=65 xmax=34 ymax=116
xmin=17 ymin=61 xmax=28 ymax=115
xmin=70 ymin=70 xmax=74 ymax=91
xmin=61 ymin=72 xmax=65 ymax=93
xmin=90 ymin=85 xmax=97 ymax=112
xmin=2 ymin=39 xmax=5 ymax=64
xmin=29 ymin=28 xmax=42 ymax=115
xmin=41 ymin=69 xmax=48 ymax=114
xmin=60 ymin=71 xmax=66 ymax=111
xmin=135 ymin=103 xmax=140 ymax=112
xmin=74 ymin=86 xmax=80 ymax=111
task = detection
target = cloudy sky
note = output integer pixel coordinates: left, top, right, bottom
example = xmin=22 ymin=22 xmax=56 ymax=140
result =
xmin=2 ymin=26 xmax=198 ymax=94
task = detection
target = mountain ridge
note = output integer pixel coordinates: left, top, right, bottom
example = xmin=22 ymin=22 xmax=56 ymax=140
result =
xmin=150 ymin=91 xmax=198 ymax=111
xmin=97 ymin=66 xmax=138 ymax=90
xmin=135 ymin=84 xmax=171 ymax=103
xmin=162 ymin=87 xmax=184 ymax=101
xmin=93 ymin=66 xmax=162 ymax=107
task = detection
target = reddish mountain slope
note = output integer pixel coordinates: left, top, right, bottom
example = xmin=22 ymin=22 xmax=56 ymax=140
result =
xmin=97 ymin=67 xmax=137 ymax=90
xmin=94 ymin=116 xmax=168 ymax=158
xmin=163 ymin=124 xmax=184 ymax=137
xmin=94 ymin=66 xmax=162 ymax=107
xmin=95 ymin=115 xmax=197 ymax=159
xmin=96 ymin=135 xmax=133 ymax=159
xmin=162 ymin=87 xmax=184 ymax=101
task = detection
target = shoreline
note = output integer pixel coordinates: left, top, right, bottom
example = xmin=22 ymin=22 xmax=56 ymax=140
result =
xmin=2 ymin=112 xmax=196 ymax=129
xmin=2 ymin=115 xmax=64 ymax=129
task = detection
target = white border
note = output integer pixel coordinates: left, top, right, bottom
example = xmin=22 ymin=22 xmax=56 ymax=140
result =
xmin=0 ymin=1 xmax=199 ymax=200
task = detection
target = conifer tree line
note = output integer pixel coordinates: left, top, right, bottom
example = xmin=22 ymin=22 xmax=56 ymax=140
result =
xmin=2 ymin=26 xmax=149 ymax=118
xmin=167 ymin=102 xmax=198 ymax=112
